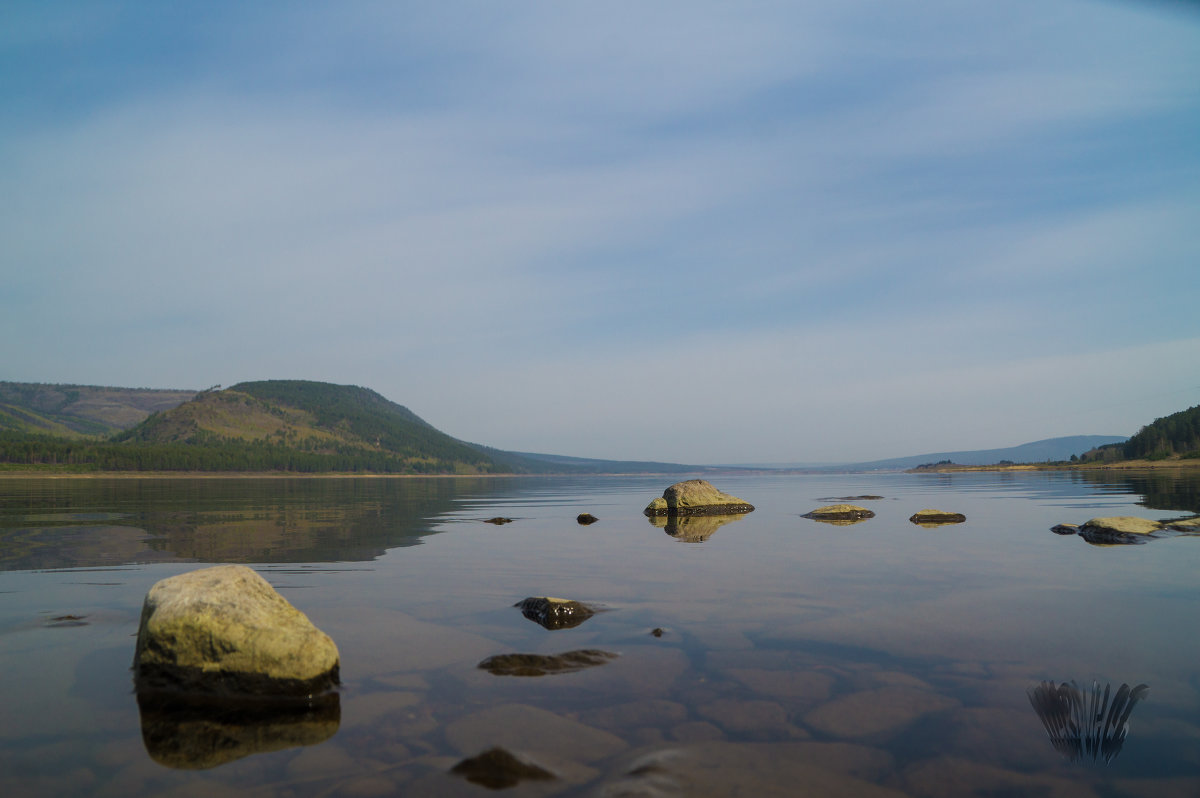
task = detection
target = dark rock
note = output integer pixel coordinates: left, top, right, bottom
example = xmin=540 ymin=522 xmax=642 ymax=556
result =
xmin=651 ymin=628 xmax=665 ymax=638
xmin=909 ymin=509 xmax=967 ymax=526
xmin=484 ymin=517 xmax=514 ymax=525
xmin=450 ymin=747 xmax=556 ymax=789
xmin=1050 ymin=524 xmax=1079 ymax=536
xmin=515 ymin=596 xmax=595 ymax=630
xmin=577 ymin=513 xmax=599 ymax=525
xmin=478 ymin=649 xmax=618 ymax=677
xmin=644 ymin=480 xmax=754 ymax=517
xmin=821 ymin=495 xmax=885 ymax=501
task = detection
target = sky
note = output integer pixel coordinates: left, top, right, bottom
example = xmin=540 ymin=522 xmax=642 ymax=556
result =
xmin=2 ymin=1 xmax=1199 ymax=464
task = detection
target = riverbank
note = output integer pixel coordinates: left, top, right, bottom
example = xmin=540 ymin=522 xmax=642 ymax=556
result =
xmin=910 ymin=458 xmax=1200 ymax=473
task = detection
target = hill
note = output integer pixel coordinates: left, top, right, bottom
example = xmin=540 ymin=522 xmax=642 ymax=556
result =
xmin=111 ymin=380 xmax=501 ymax=473
xmin=1081 ymin=404 xmax=1200 ymax=463
xmin=838 ymin=435 xmax=1129 ymax=471
xmin=0 ymin=382 xmax=196 ymax=436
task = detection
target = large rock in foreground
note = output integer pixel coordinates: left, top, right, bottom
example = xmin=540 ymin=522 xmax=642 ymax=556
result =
xmin=644 ymin=480 xmax=754 ymax=517
xmin=133 ymin=565 xmax=340 ymax=697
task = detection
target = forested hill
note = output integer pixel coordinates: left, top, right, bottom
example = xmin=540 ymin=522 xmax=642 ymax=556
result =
xmin=108 ymin=380 xmax=500 ymax=473
xmin=1085 ymin=404 xmax=1200 ymax=462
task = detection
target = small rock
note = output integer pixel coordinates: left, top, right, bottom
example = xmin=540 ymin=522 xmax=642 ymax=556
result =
xmin=515 ymin=596 xmax=595 ymax=630
xmin=1050 ymin=524 xmax=1079 ymax=536
xmin=644 ymin=480 xmax=754 ymax=517
xmin=478 ymin=650 xmax=618 ymax=677
xmin=576 ymin=513 xmax=599 ymax=525
xmin=651 ymin=627 xmax=665 ymax=638
xmin=133 ymin=565 xmax=339 ymax=697
xmin=1167 ymin=516 xmax=1200 ymax=532
xmin=483 ymin=517 xmax=514 ymax=525
xmin=803 ymin=504 xmax=876 ymax=521
xmin=450 ymin=747 xmax=556 ymax=789
xmin=909 ymin=509 xmax=966 ymax=526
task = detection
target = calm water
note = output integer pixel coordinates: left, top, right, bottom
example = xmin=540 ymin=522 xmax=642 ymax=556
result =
xmin=1 ymin=471 xmax=1198 ymax=796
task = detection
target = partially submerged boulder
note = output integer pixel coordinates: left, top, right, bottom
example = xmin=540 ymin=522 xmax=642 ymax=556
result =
xmin=803 ymin=504 xmax=875 ymax=522
xmin=909 ymin=509 xmax=966 ymax=526
xmin=644 ymin=480 xmax=754 ymax=517
xmin=133 ymin=565 xmax=340 ymax=697
xmin=516 ymin=596 xmax=595 ymax=630
xmin=1078 ymin=516 xmax=1163 ymax=545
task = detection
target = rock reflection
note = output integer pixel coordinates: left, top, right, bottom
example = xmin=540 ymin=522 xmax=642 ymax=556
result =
xmin=1027 ymin=680 xmax=1148 ymax=764
xmin=648 ymin=513 xmax=747 ymax=542
xmin=137 ymin=690 xmax=340 ymax=770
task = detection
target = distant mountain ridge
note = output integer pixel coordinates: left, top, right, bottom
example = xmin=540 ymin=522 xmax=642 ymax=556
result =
xmin=0 ymin=382 xmax=196 ymax=437
xmin=840 ymin=435 xmax=1129 ymax=471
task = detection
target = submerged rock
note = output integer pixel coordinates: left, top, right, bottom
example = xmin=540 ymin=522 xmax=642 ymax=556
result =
xmin=133 ymin=565 xmax=340 ymax=697
xmin=478 ymin=649 xmax=618 ymax=677
xmin=577 ymin=513 xmax=599 ymax=525
xmin=909 ymin=509 xmax=966 ymax=526
xmin=644 ymin=480 xmax=754 ymax=517
xmin=803 ymin=504 xmax=876 ymax=522
xmin=450 ymin=747 xmax=556 ymax=789
xmin=483 ymin=517 xmax=514 ymax=525
xmin=515 ymin=596 xmax=595 ymax=630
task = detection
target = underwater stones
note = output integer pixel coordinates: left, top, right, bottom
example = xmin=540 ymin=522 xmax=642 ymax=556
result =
xmin=133 ymin=565 xmax=340 ymax=697
xmin=803 ymin=504 xmax=876 ymax=522
xmin=643 ymin=479 xmax=754 ymax=517
xmin=478 ymin=649 xmax=618 ymax=677
xmin=576 ymin=513 xmax=599 ymax=525
xmin=450 ymin=747 xmax=556 ymax=789
xmin=908 ymin=509 xmax=966 ymax=526
xmin=804 ymin=686 xmax=960 ymax=740
xmin=515 ymin=596 xmax=595 ymax=630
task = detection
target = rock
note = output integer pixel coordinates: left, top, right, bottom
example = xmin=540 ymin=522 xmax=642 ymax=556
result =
xmin=450 ymin=747 xmax=556 ymax=789
xmin=644 ymin=480 xmax=754 ymax=517
xmin=483 ymin=517 xmax=513 ymax=525
xmin=515 ymin=596 xmax=595 ymax=630
xmin=1050 ymin=524 xmax=1079 ymax=536
xmin=908 ymin=509 xmax=966 ymax=526
xmin=804 ymin=504 xmax=876 ymax=522
xmin=1078 ymin=516 xmax=1163 ymax=545
xmin=577 ymin=513 xmax=599 ymax=525
xmin=1166 ymin=516 xmax=1200 ymax=532
xmin=821 ymin=495 xmax=885 ymax=501
xmin=133 ymin=565 xmax=339 ymax=697
xmin=478 ymin=649 xmax=618 ymax=677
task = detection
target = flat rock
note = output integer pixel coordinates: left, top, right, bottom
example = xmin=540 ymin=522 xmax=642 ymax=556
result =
xmin=515 ymin=596 xmax=596 ymax=630
xmin=133 ymin=565 xmax=339 ymax=697
xmin=478 ymin=649 xmax=617 ymax=677
xmin=804 ymin=504 xmax=876 ymax=522
xmin=1079 ymin=516 xmax=1163 ymax=545
xmin=1166 ymin=516 xmax=1200 ymax=532
xmin=909 ymin=509 xmax=966 ymax=526
xmin=804 ymin=686 xmax=959 ymax=739
xmin=1050 ymin=523 xmax=1079 ymax=535
xmin=644 ymin=480 xmax=754 ymax=517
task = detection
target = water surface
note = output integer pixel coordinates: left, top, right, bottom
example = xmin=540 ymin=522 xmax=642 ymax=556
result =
xmin=1 ymin=471 xmax=1198 ymax=796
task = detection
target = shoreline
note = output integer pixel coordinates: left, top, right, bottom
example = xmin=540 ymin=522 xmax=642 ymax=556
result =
xmin=909 ymin=459 xmax=1200 ymax=473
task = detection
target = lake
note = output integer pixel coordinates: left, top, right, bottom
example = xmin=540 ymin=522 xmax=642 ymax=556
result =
xmin=1 ymin=470 xmax=1198 ymax=796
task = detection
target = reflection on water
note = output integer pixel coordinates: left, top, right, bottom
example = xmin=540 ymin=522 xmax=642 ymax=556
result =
xmin=137 ymin=691 xmax=340 ymax=770
xmin=1027 ymin=681 xmax=1149 ymax=764
xmin=647 ymin=512 xmax=747 ymax=541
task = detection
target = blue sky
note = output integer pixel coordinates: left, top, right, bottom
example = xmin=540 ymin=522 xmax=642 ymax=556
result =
xmin=2 ymin=1 xmax=1198 ymax=463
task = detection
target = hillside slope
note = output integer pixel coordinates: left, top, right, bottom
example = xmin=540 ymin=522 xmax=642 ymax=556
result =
xmin=115 ymin=380 xmax=498 ymax=473
xmin=0 ymin=382 xmax=196 ymax=436
xmin=842 ymin=435 xmax=1129 ymax=471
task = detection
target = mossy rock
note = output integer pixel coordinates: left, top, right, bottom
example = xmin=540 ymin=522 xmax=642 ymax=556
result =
xmin=803 ymin=504 xmax=875 ymax=521
xmin=909 ymin=509 xmax=966 ymax=526
xmin=1078 ymin=516 xmax=1163 ymax=545
xmin=643 ymin=480 xmax=754 ymax=517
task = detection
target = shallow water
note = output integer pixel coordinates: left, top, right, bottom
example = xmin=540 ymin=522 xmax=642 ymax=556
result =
xmin=1 ymin=471 xmax=1198 ymax=796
